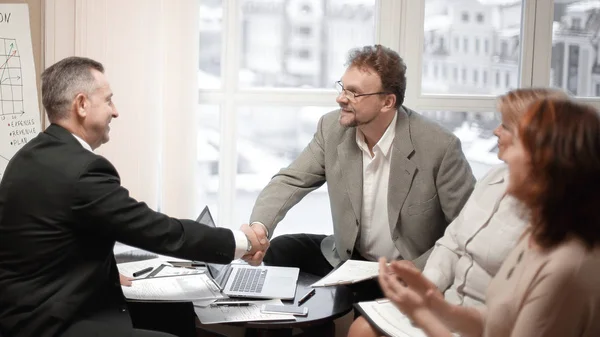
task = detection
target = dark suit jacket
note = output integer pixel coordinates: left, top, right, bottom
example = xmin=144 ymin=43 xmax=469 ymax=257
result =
xmin=250 ymin=107 xmax=476 ymax=269
xmin=0 ymin=124 xmax=236 ymax=337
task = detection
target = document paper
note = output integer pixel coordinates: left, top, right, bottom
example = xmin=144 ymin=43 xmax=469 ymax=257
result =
xmin=194 ymin=299 xmax=296 ymax=324
xmin=122 ymin=273 xmax=224 ymax=301
xmin=311 ymin=259 xmax=380 ymax=287
xmin=357 ymin=300 xmax=427 ymax=337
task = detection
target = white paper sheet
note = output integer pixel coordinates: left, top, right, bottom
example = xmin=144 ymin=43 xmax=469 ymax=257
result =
xmin=194 ymin=299 xmax=296 ymax=324
xmin=151 ymin=264 xmax=205 ymax=278
xmin=357 ymin=300 xmax=427 ymax=337
xmin=311 ymin=259 xmax=380 ymax=287
xmin=122 ymin=273 xmax=224 ymax=301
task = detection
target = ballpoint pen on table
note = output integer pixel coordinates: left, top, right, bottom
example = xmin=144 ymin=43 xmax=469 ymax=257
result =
xmin=297 ymin=289 xmax=316 ymax=305
xmin=210 ymin=302 xmax=251 ymax=307
xmin=132 ymin=267 xmax=153 ymax=277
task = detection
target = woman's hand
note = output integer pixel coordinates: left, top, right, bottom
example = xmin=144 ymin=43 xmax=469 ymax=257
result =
xmin=378 ymin=258 xmax=431 ymax=318
xmin=381 ymin=259 xmax=455 ymax=321
xmin=378 ymin=258 xmax=454 ymax=337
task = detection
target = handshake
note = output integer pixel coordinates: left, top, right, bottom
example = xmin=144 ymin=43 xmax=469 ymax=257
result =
xmin=239 ymin=222 xmax=270 ymax=266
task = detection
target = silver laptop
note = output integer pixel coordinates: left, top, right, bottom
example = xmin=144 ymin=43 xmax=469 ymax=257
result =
xmin=196 ymin=206 xmax=299 ymax=300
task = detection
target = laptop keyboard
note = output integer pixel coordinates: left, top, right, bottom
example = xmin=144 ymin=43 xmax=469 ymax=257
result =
xmin=230 ymin=268 xmax=267 ymax=293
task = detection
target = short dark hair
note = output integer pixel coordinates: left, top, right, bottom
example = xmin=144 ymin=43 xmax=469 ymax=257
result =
xmin=41 ymin=56 xmax=104 ymax=122
xmin=346 ymin=45 xmax=407 ymax=108
xmin=514 ymin=99 xmax=600 ymax=249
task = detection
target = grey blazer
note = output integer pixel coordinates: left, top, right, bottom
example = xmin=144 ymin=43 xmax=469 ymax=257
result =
xmin=250 ymin=107 xmax=475 ymax=269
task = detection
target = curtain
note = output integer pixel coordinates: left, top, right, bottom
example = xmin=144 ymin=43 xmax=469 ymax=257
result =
xmin=45 ymin=0 xmax=199 ymax=218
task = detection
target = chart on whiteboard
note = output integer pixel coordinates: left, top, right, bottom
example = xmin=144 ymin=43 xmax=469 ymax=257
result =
xmin=0 ymin=4 xmax=43 ymax=179
xmin=1 ymin=38 xmax=24 ymax=117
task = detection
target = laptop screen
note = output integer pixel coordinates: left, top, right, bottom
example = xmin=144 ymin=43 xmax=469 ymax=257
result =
xmin=196 ymin=206 xmax=231 ymax=290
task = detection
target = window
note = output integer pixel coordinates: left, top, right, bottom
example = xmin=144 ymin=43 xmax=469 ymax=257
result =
xmin=596 ymin=83 xmax=600 ymax=96
xmin=199 ymin=0 xmax=223 ymax=89
xmin=234 ymin=106 xmax=335 ymax=233
xmin=483 ymin=70 xmax=488 ymax=85
xmin=550 ymin=1 xmax=599 ymax=97
xmin=462 ymin=68 xmax=467 ymax=82
xmin=473 ymin=69 xmax=479 ymax=84
xmin=296 ymin=49 xmax=311 ymax=59
xmin=461 ymin=11 xmax=469 ymax=22
xmin=198 ymin=0 xmax=376 ymax=229
xmin=236 ymin=0 xmax=376 ymax=89
xmin=453 ymin=66 xmax=458 ymax=81
xmin=505 ymin=72 xmax=511 ymax=88
xmin=297 ymin=26 xmax=312 ymax=36
xmin=433 ymin=63 xmax=439 ymax=78
xmin=422 ymin=0 xmax=523 ymax=95
xmin=567 ymin=45 xmax=580 ymax=95
xmin=476 ymin=13 xmax=484 ymax=23
xmin=495 ymin=71 xmax=500 ymax=87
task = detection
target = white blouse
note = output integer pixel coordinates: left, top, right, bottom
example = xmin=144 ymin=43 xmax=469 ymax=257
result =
xmin=422 ymin=165 xmax=526 ymax=307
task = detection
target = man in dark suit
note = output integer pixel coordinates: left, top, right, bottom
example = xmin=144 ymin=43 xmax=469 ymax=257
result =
xmin=0 ymin=56 xmax=269 ymax=337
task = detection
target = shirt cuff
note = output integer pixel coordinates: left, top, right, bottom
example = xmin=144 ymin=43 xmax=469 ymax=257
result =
xmin=250 ymin=221 xmax=269 ymax=237
xmin=232 ymin=230 xmax=249 ymax=259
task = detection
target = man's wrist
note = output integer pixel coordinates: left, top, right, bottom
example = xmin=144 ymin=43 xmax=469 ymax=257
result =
xmin=250 ymin=221 xmax=269 ymax=237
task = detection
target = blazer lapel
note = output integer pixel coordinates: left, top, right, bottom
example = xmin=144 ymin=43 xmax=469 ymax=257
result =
xmin=337 ymin=129 xmax=363 ymax=222
xmin=388 ymin=108 xmax=417 ymax=231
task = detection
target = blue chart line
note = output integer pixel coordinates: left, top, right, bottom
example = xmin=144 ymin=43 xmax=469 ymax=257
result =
xmin=0 ymin=38 xmax=24 ymax=116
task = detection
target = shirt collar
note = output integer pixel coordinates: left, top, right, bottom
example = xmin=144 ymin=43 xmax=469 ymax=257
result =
xmin=355 ymin=111 xmax=398 ymax=157
xmin=71 ymin=133 xmax=93 ymax=152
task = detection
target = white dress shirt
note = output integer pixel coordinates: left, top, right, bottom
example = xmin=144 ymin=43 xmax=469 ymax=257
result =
xmin=71 ymin=133 xmax=249 ymax=259
xmin=355 ymin=113 xmax=401 ymax=261
xmin=422 ymin=165 xmax=526 ymax=306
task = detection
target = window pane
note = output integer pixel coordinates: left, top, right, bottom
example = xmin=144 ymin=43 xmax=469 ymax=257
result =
xmin=551 ymin=1 xmax=600 ymax=97
xmin=423 ymin=0 xmax=523 ymax=95
xmin=421 ymin=111 xmax=502 ymax=179
xmin=235 ymin=106 xmax=336 ymax=237
xmin=199 ymin=0 xmax=223 ymax=89
xmin=239 ymin=0 xmax=376 ymax=88
xmin=197 ymin=105 xmax=220 ymax=220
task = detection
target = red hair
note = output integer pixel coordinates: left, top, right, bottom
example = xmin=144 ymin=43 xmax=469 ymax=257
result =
xmin=513 ymin=99 xmax=600 ymax=248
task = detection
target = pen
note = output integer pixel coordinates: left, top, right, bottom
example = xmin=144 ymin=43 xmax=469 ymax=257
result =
xmin=297 ymin=288 xmax=316 ymax=305
xmin=210 ymin=303 xmax=251 ymax=307
xmin=132 ymin=267 xmax=153 ymax=277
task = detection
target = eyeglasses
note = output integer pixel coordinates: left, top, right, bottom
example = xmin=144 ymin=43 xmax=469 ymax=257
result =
xmin=335 ymin=81 xmax=390 ymax=102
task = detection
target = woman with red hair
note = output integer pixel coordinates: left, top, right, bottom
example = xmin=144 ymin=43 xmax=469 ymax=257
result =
xmin=377 ymin=99 xmax=600 ymax=337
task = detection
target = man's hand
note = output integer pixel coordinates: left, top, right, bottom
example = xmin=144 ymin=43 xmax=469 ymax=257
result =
xmin=240 ymin=223 xmax=269 ymax=266
xmin=119 ymin=273 xmax=133 ymax=287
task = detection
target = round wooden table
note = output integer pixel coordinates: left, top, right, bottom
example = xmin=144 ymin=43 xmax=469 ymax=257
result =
xmin=231 ymin=272 xmax=354 ymax=337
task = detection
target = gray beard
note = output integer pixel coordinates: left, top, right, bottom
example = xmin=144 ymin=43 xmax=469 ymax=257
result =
xmin=339 ymin=109 xmax=379 ymax=127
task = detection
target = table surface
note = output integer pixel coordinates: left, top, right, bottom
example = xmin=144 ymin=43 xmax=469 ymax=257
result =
xmin=234 ymin=271 xmax=354 ymax=330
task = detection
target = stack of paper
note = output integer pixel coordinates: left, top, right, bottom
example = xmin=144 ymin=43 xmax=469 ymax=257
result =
xmin=311 ymin=259 xmax=380 ymax=287
xmin=194 ymin=299 xmax=296 ymax=324
xmin=357 ymin=300 xmax=427 ymax=337
xmin=122 ymin=273 xmax=224 ymax=302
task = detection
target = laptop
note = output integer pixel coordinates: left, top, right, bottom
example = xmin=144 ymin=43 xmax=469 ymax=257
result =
xmin=196 ymin=206 xmax=300 ymax=300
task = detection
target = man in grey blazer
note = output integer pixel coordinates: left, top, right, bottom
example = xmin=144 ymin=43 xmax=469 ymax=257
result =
xmin=247 ymin=45 xmax=475 ymax=297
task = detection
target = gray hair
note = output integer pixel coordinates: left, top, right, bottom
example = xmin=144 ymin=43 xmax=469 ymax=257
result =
xmin=41 ymin=56 xmax=104 ymax=122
